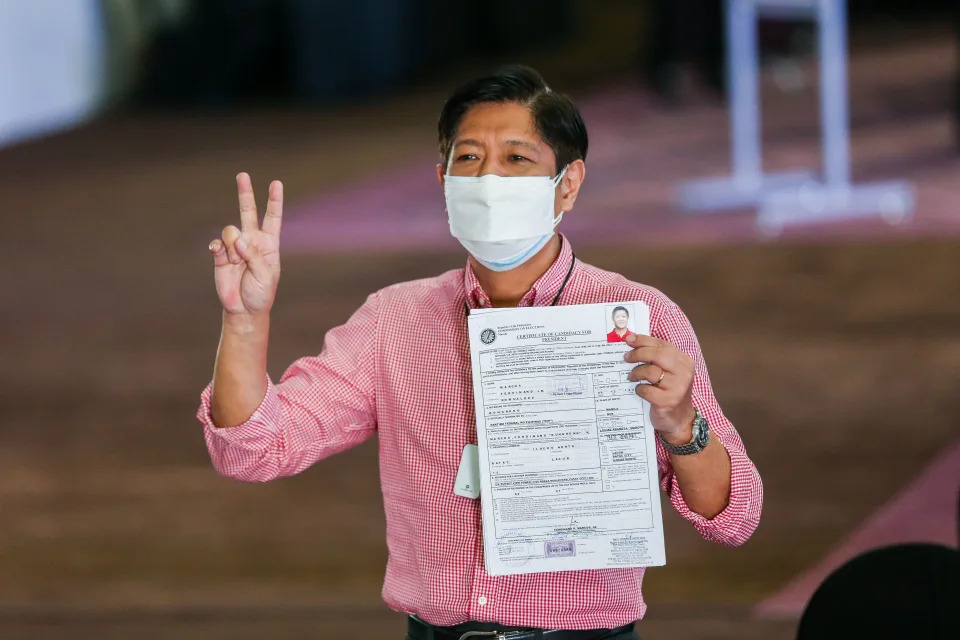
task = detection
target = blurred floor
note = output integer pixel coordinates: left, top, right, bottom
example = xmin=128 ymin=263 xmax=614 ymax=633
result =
xmin=0 ymin=28 xmax=958 ymax=640
xmin=757 ymin=438 xmax=960 ymax=617
xmin=0 ymin=606 xmax=796 ymax=640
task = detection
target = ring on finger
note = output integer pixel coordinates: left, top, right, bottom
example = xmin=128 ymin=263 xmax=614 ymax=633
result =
xmin=654 ymin=371 xmax=665 ymax=386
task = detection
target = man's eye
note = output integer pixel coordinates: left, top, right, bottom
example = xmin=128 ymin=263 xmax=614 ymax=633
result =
xmin=509 ymin=155 xmax=529 ymax=162
xmin=456 ymin=154 xmax=478 ymax=161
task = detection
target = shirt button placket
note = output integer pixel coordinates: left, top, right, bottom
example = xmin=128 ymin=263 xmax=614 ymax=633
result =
xmin=471 ymin=571 xmax=496 ymax=619
xmin=470 ymin=513 xmax=495 ymax=619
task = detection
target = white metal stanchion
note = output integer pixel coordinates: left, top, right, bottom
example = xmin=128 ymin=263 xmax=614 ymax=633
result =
xmin=677 ymin=0 xmax=815 ymax=212
xmin=676 ymin=0 xmax=914 ymax=233
xmin=757 ymin=0 xmax=913 ymax=232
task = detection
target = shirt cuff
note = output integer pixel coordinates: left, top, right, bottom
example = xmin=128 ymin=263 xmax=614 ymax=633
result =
xmin=196 ymin=376 xmax=282 ymax=445
xmin=668 ymin=439 xmax=761 ymax=546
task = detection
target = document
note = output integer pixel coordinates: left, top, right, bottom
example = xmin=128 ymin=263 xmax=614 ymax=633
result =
xmin=467 ymin=301 xmax=666 ymax=576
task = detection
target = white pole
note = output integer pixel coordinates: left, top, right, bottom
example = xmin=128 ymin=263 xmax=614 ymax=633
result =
xmin=818 ymin=0 xmax=851 ymax=187
xmin=730 ymin=0 xmax=762 ymax=185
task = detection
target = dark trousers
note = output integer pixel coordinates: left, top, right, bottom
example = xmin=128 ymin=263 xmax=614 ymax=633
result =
xmin=405 ymin=633 xmax=636 ymax=640
xmin=403 ymin=634 xmax=638 ymax=640
xmin=404 ymin=620 xmax=639 ymax=640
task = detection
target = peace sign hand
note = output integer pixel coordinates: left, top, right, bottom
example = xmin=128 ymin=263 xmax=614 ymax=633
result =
xmin=208 ymin=173 xmax=284 ymax=317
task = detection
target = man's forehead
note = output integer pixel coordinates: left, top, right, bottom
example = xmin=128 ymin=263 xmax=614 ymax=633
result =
xmin=454 ymin=102 xmax=542 ymax=145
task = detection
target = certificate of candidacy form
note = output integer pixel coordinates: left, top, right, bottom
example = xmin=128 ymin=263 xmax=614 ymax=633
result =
xmin=467 ymin=301 xmax=666 ymax=576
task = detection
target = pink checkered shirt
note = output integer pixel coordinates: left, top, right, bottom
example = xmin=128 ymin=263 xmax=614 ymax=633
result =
xmin=197 ymin=236 xmax=763 ymax=630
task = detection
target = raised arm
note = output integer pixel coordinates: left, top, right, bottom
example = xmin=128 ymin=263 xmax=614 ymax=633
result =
xmin=199 ymin=173 xmax=378 ymax=482
xmin=208 ymin=172 xmax=284 ymax=428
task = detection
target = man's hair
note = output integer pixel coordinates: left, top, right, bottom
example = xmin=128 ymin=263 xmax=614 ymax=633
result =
xmin=612 ymin=306 xmax=629 ymax=317
xmin=437 ymin=65 xmax=588 ymax=175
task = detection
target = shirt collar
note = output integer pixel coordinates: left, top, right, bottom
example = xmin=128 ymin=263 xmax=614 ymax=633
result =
xmin=464 ymin=234 xmax=575 ymax=310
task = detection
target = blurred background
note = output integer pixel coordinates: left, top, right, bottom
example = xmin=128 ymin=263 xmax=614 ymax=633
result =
xmin=1 ymin=1 xmax=958 ymax=638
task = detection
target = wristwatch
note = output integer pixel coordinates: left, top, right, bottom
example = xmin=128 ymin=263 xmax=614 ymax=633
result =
xmin=658 ymin=409 xmax=710 ymax=455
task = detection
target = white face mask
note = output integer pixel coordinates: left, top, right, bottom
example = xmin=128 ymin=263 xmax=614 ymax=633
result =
xmin=444 ymin=166 xmax=568 ymax=272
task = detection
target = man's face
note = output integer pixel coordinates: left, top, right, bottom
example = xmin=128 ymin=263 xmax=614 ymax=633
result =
xmin=444 ymin=102 xmax=558 ymax=179
xmin=436 ymin=100 xmax=586 ymax=219
xmin=613 ymin=310 xmax=629 ymax=329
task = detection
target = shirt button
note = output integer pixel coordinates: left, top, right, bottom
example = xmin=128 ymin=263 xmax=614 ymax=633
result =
xmin=477 ymin=596 xmax=488 ymax=606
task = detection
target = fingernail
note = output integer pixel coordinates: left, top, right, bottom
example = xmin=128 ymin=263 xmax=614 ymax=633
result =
xmin=208 ymin=240 xmax=217 ymax=251
xmin=236 ymin=236 xmax=247 ymax=251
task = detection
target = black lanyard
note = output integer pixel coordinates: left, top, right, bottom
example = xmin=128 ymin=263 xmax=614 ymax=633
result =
xmin=463 ymin=254 xmax=577 ymax=316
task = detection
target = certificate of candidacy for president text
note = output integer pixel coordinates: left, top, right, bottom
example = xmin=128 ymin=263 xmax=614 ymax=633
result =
xmin=467 ymin=301 xmax=666 ymax=576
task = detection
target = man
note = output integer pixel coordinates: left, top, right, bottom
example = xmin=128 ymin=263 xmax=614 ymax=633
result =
xmin=607 ymin=305 xmax=634 ymax=343
xmin=201 ymin=66 xmax=762 ymax=640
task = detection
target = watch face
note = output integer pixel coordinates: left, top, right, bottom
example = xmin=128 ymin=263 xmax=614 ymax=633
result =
xmin=694 ymin=415 xmax=709 ymax=446
xmin=660 ymin=412 xmax=709 ymax=455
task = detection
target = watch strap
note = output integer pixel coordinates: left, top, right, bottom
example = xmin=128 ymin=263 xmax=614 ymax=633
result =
xmin=658 ymin=410 xmax=710 ymax=456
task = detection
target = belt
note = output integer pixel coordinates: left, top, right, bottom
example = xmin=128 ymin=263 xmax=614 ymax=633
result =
xmin=407 ymin=616 xmax=634 ymax=640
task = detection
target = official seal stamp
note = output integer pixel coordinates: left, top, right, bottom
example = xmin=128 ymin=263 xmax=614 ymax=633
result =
xmin=545 ymin=540 xmax=576 ymax=557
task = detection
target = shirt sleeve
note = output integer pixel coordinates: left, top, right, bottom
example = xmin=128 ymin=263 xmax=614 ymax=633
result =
xmin=653 ymin=303 xmax=763 ymax=546
xmin=196 ymin=292 xmax=380 ymax=482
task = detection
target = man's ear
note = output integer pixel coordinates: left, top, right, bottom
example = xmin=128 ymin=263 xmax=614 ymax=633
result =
xmin=436 ymin=163 xmax=445 ymax=185
xmin=557 ymin=159 xmax=586 ymax=213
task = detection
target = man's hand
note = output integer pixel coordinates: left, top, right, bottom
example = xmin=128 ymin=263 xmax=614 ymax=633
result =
xmin=623 ymin=334 xmax=697 ymax=444
xmin=209 ymin=173 xmax=284 ymax=317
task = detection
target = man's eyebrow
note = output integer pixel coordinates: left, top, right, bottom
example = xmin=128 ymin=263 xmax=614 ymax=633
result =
xmin=452 ymin=138 xmax=540 ymax=152
xmin=504 ymin=139 xmax=540 ymax=153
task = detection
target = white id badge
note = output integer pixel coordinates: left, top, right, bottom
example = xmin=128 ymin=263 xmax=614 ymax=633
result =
xmin=453 ymin=444 xmax=480 ymax=499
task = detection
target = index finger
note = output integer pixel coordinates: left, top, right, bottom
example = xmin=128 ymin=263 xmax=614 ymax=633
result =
xmin=624 ymin=345 xmax=671 ymax=367
xmin=624 ymin=334 xmax=663 ymax=348
xmin=261 ymin=180 xmax=284 ymax=236
xmin=236 ymin=172 xmax=259 ymax=233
